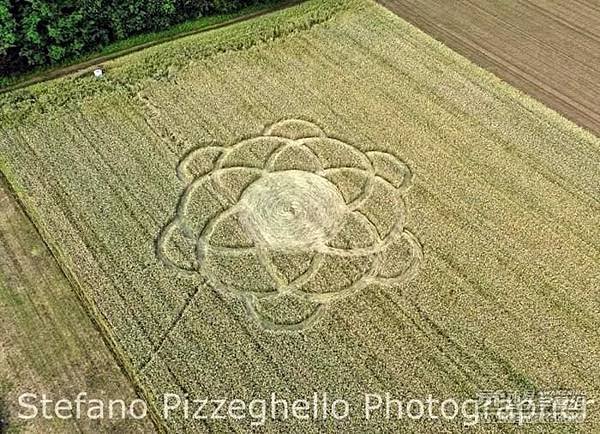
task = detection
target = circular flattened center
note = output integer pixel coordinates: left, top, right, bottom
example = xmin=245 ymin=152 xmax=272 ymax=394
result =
xmin=239 ymin=170 xmax=346 ymax=250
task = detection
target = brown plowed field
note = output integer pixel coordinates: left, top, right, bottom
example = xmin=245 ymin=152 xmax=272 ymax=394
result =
xmin=378 ymin=0 xmax=600 ymax=135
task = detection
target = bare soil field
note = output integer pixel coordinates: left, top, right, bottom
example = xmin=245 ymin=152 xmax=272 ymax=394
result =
xmin=0 ymin=0 xmax=599 ymax=432
xmin=379 ymin=0 xmax=600 ymax=135
xmin=0 ymin=176 xmax=154 ymax=433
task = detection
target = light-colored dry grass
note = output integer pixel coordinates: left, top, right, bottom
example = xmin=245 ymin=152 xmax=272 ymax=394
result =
xmin=0 ymin=0 xmax=599 ymax=431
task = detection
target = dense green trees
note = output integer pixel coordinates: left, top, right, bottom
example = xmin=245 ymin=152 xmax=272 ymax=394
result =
xmin=0 ymin=0 xmax=259 ymax=78
xmin=0 ymin=0 xmax=16 ymax=56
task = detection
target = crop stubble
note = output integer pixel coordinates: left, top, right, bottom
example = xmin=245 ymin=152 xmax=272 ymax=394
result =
xmin=0 ymin=0 xmax=599 ymax=432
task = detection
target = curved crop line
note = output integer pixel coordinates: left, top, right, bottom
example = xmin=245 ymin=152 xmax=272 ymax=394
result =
xmin=372 ymin=229 xmax=424 ymax=286
xmin=353 ymin=208 xmax=384 ymax=244
xmin=174 ymin=174 xmax=232 ymax=253
xmin=205 ymin=172 xmax=236 ymax=209
xmin=177 ymin=145 xmax=226 ymax=183
xmin=320 ymin=211 xmax=382 ymax=258
xmin=214 ymin=136 xmax=293 ymax=170
xmin=372 ymin=201 xmax=408 ymax=251
xmin=195 ymin=205 xmax=241 ymax=267
xmin=284 ymin=254 xmax=378 ymax=305
xmin=265 ymin=142 xmax=296 ymax=172
xmin=204 ymin=245 xmax=257 ymax=254
xmin=255 ymin=137 xmax=295 ymax=167
xmin=212 ymin=144 xmax=232 ymax=170
xmin=207 ymin=165 xmax=267 ymax=174
xmin=156 ymin=218 xmax=197 ymax=274
xmin=285 ymin=251 xmax=325 ymax=292
xmin=265 ymin=143 xmax=325 ymax=173
xmin=256 ymin=246 xmax=288 ymax=289
xmin=176 ymin=173 xmax=214 ymax=218
xmin=365 ymin=150 xmax=414 ymax=192
xmin=353 ymin=190 xmax=409 ymax=244
xmin=321 ymin=205 xmax=405 ymax=257
xmin=243 ymin=294 xmax=326 ymax=332
xmin=299 ymin=137 xmax=373 ymax=171
xmin=214 ymin=284 xmax=278 ymax=300
xmin=159 ymin=121 xmax=422 ymax=331
xmin=320 ymin=167 xmax=370 ymax=207
xmin=350 ymin=181 xmax=408 ymax=242
xmin=344 ymin=156 xmax=377 ymax=210
xmin=195 ymin=236 xmax=208 ymax=268
xmin=299 ymin=276 xmax=371 ymax=304
xmin=348 ymin=176 xmax=374 ymax=210
xmin=322 ymin=166 xmax=372 ymax=197
xmin=322 ymin=166 xmax=372 ymax=177
xmin=179 ymin=164 xmax=267 ymax=199
xmin=211 ymin=166 xmax=264 ymax=204
xmin=296 ymin=142 xmax=326 ymax=171
xmin=263 ymin=118 xmax=326 ymax=138
xmin=197 ymin=208 xmax=282 ymax=301
xmin=398 ymin=162 xmax=413 ymax=192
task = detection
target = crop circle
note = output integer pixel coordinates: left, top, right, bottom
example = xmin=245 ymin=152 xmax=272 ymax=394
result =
xmin=238 ymin=170 xmax=345 ymax=250
xmin=158 ymin=119 xmax=423 ymax=331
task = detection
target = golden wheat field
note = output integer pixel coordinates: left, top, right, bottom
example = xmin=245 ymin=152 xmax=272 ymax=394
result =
xmin=1 ymin=0 xmax=599 ymax=432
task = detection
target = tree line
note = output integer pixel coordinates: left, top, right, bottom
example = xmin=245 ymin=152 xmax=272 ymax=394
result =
xmin=0 ymin=0 xmax=258 ymax=78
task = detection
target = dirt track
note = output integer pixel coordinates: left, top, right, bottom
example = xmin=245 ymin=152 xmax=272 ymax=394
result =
xmin=379 ymin=0 xmax=600 ymax=136
xmin=0 ymin=0 xmax=302 ymax=95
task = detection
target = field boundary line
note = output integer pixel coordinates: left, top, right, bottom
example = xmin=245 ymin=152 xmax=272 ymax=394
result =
xmin=0 ymin=0 xmax=304 ymax=95
xmin=0 ymin=171 xmax=166 ymax=433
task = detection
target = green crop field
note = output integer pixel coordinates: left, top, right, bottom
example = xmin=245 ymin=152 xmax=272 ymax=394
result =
xmin=0 ymin=0 xmax=598 ymax=432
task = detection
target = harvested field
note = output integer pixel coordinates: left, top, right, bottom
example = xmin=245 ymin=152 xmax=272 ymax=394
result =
xmin=0 ymin=176 xmax=154 ymax=433
xmin=378 ymin=0 xmax=600 ymax=135
xmin=0 ymin=0 xmax=599 ymax=431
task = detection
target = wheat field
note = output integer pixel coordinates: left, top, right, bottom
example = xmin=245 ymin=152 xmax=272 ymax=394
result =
xmin=0 ymin=176 xmax=153 ymax=433
xmin=1 ymin=0 xmax=599 ymax=431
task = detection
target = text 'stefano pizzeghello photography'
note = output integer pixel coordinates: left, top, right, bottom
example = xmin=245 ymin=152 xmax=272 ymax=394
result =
xmin=0 ymin=0 xmax=598 ymax=432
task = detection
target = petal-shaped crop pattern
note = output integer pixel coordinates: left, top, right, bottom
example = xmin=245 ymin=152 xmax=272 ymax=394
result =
xmin=158 ymin=119 xmax=423 ymax=331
